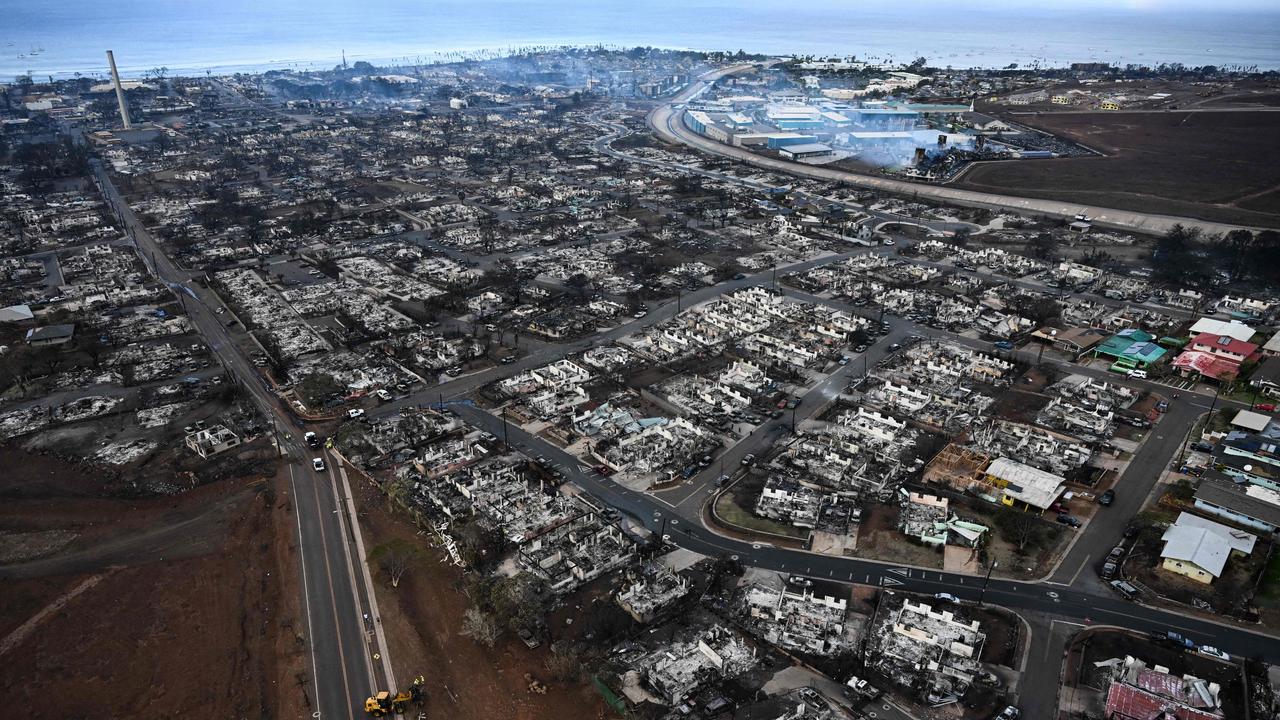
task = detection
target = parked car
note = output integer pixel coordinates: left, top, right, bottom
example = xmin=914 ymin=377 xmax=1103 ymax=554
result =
xmin=1198 ymin=646 xmax=1230 ymax=661
xmin=1057 ymin=514 xmax=1083 ymax=528
xmin=887 ymin=343 xmax=902 ymax=352
xmin=1191 ymin=441 xmax=1214 ymax=452
xmin=838 ymin=356 xmax=850 ymax=365
xmin=1257 ymin=403 xmax=1277 ymax=412
xmin=347 ymin=408 xmax=365 ymax=419
xmin=1099 ymin=489 xmax=1116 ymax=506
xmin=375 ymin=389 xmax=392 ymax=401
xmin=998 ymin=707 xmax=1021 ymax=720
xmin=1100 ymin=561 xmax=1118 ymax=579
xmin=933 ymin=592 xmax=960 ymax=603
xmin=1126 ymin=368 xmax=1148 ymax=379
xmin=312 ymin=457 xmax=326 ymax=472
xmin=787 ymin=575 xmax=813 ymax=588
xmin=500 ymin=356 xmax=516 ymax=364
xmin=741 ymin=454 xmax=756 ymax=466
xmin=993 ymin=340 xmax=1014 ymax=350
xmin=1111 ymin=580 xmax=1140 ymax=599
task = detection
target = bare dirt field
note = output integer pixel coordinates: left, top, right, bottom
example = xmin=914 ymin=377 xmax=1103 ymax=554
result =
xmin=0 ymin=447 xmax=305 ymax=720
xmin=955 ymin=111 xmax=1280 ymax=227
xmin=351 ymin=479 xmax=609 ymax=720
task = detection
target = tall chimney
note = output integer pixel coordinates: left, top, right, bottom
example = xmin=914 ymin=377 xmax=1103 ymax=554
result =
xmin=106 ymin=50 xmax=132 ymax=130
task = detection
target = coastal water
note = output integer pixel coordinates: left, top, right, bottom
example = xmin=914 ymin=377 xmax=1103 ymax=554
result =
xmin=4 ymin=0 xmax=1279 ymax=80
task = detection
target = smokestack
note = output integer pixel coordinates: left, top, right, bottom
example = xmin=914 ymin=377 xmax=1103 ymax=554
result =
xmin=106 ymin=50 xmax=131 ymax=130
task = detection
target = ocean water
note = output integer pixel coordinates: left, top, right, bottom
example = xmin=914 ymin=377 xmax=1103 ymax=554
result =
xmin=3 ymin=0 xmax=1279 ymax=81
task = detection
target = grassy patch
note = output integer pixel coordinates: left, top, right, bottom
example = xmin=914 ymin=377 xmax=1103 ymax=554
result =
xmin=713 ymin=493 xmax=808 ymax=539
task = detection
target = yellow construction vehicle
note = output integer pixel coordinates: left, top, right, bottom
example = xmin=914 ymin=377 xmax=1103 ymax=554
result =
xmin=365 ymin=675 xmax=426 ymax=717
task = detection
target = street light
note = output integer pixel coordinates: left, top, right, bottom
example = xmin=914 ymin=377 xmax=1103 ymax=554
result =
xmin=978 ymin=561 xmax=998 ymax=607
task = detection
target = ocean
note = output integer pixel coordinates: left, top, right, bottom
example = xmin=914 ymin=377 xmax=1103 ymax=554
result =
xmin=3 ymin=0 xmax=1279 ymax=81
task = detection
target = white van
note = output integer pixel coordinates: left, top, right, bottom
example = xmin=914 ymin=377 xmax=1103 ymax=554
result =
xmin=1126 ymin=369 xmax=1148 ymax=379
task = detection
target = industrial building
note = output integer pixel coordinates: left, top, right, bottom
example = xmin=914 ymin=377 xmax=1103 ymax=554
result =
xmin=778 ymin=143 xmax=834 ymax=160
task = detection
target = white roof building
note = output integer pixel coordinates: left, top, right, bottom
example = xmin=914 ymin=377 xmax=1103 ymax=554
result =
xmin=1188 ymin=318 xmax=1255 ymax=343
xmin=1160 ymin=512 xmax=1257 ymax=579
xmin=1231 ymin=409 xmax=1272 ymax=433
xmin=984 ymin=457 xmax=1066 ymax=510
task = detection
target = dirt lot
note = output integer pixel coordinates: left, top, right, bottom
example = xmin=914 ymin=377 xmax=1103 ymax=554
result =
xmin=856 ymin=504 xmax=944 ymax=570
xmin=0 ymin=447 xmax=303 ymax=720
xmin=956 ymin=111 xmax=1280 ymax=226
xmin=351 ymin=479 xmax=609 ymax=720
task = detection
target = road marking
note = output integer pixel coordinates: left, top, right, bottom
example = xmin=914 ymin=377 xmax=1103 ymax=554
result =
xmin=304 ymin=463 xmax=358 ymax=720
xmin=887 ymin=567 xmax=909 ymax=576
xmin=881 ymin=577 xmax=904 ymax=587
xmin=1067 ymin=555 xmax=1091 ymax=585
xmin=288 ymin=458 xmax=322 ymax=712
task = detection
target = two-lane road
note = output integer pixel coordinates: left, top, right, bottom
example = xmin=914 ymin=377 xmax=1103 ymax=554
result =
xmin=89 ymin=159 xmax=387 ymax=718
xmin=448 ymin=403 xmax=1280 ymax=663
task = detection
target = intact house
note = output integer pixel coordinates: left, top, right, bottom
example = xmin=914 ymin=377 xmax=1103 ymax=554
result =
xmin=1248 ymin=357 xmax=1280 ymax=398
xmin=25 ymin=323 xmax=75 ymax=346
xmin=1193 ymin=479 xmax=1280 ymax=536
xmin=1172 ymin=332 xmax=1259 ymax=383
xmin=979 ymin=457 xmax=1066 ymax=512
xmin=1158 ymin=511 xmax=1257 ymax=584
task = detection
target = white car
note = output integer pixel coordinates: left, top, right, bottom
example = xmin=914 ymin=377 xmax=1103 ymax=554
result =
xmin=312 ymin=457 xmax=326 ymax=472
xmin=347 ymin=408 xmax=365 ymax=419
xmin=933 ymin=592 xmax=961 ymax=603
xmin=1198 ymin=646 xmax=1230 ymax=661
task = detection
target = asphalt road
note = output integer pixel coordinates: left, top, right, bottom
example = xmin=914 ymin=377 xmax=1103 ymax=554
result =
xmin=450 ymin=403 xmax=1280 ymax=663
xmin=89 ymin=159 xmax=387 ymax=719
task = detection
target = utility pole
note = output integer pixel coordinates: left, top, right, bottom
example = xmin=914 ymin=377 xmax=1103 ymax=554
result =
xmin=501 ymin=407 xmax=510 ymax=447
xmin=978 ymin=560 xmax=998 ymax=607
